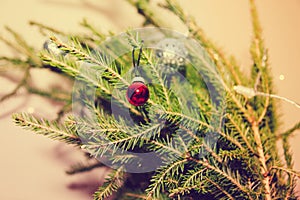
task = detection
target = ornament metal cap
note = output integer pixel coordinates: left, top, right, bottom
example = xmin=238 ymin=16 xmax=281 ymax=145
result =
xmin=132 ymin=76 xmax=145 ymax=83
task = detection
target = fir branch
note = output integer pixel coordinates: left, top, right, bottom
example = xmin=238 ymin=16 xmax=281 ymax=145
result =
xmin=251 ymin=122 xmax=272 ymax=200
xmin=49 ymin=36 xmax=128 ymax=85
xmin=160 ymin=110 xmax=245 ymax=151
xmin=12 ymin=113 xmax=81 ymax=145
xmin=83 ymin=123 xmax=163 ymax=156
xmin=160 ymin=110 xmax=212 ymax=129
xmin=271 ymin=166 xmax=300 ymax=179
xmin=279 ymin=122 xmax=300 ymax=198
xmin=66 ymin=161 xmax=105 ymax=175
xmin=205 ymin=177 xmax=235 ymax=200
xmin=282 ymin=135 xmax=295 ymax=198
xmin=194 ymin=91 xmax=214 ymax=114
xmin=41 ymin=52 xmax=142 ymax=117
xmin=76 ymin=111 xmax=182 ymax=162
xmin=248 ymin=0 xmax=275 ymax=127
xmin=168 ymin=184 xmax=200 ymax=199
xmin=202 ymin=143 xmax=223 ymax=164
xmin=149 ymin=139 xmax=182 ymax=158
xmin=146 ymin=158 xmax=187 ymax=199
xmin=0 ymin=34 xmax=25 ymax=55
xmin=79 ymin=19 xmax=125 ymax=60
xmin=176 ymin=133 xmax=189 ymax=154
xmin=125 ymin=0 xmax=166 ymax=27
xmin=80 ymin=18 xmax=107 ymax=41
xmin=29 ymin=21 xmax=65 ymax=35
xmin=226 ymin=114 xmax=256 ymax=155
xmin=40 ymin=53 xmax=85 ymax=78
xmin=0 ymin=66 xmax=30 ymax=103
xmin=160 ymin=0 xmax=243 ymax=86
xmin=124 ymin=192 xmax=147 ymax=200
xmin=183 ymin=167 xmax=207 ymax=188
xmin=3 ymin=26 xmax=41 ymax=65
xmin=94 ymin=167 xmax=125 ymax=200
xmin=248 ymin=1 xmax=277 ymax=199
xmin=278 ymin=121 xmax=300 ymax=140
xmin=43 ymin=37 xmax=147 ymax=117
xmin=179 ymin=125 xmax=201 ymax=143
xmin=249 ymin=0 xmax=266 ymax=71
xmin=56 ymin=102 xmax=72 ymax=121
xmin=160 ymin=0 xmax=254 ymax=125
xmin=26 ymin=86 xmax=71 ymax=103
xmin=257 ymin=80 xmax=271 ymax=124
xmin=0 ymin=56 xmax=30 ymax=67
xmin=109 ymin=153 xmax=139 ymax=165
xmin=190 ymin=157 xmax=252 ymax=198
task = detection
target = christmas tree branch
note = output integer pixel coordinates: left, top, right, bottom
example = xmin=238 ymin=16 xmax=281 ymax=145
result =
xmin=271 ymin=166 xmax=300 ymax=179
xmin=161 ymin=110 xmax=245 ymax=151
xmin=125 ymin=0 xmax=166 ymax=27
xmin=146 ymin=158 xmax=187 ymax=199
xmin=73 ymin=111 xmax=182 ymax=161
xmin=83 ymin=123 xmax=163 ymax=156
xmin=41 ymin=51 xmax=143 ymax=117
xmin=248 ymin=1 xmax=277 ymax=199
xmin=49 ymin=36 xmax=129 ymax=85
xmin=182 ymin=167 xmax=206 ymax=187
xmin=202 ymin=143 xmax=223 ymax=164
xmin=0 ymin=56 xmax=30 ymax=67
xmin=277 ymin=121 xmax=300 ymax=194
xmin=47 ymin=36 xmax=150 ymax=118
xmin=190 ymin=158 xmax=253 ymax=199
xmin=257 ymin=84 xmax=270 ymax=124
xmin=26 ymin=86 xmax=71 ymax=103
xmin=94 ymin=167 xmax=125 ymax=200
xmin=0 ymin=65 xmax=30 ymax=103
xmin=141 ymin=48 xmax=171 ymax=107
xmin=3 ymin=26 xmax=41 ymax=65
xmin=80 ymin=18 xmax=107 ymax=42
xmin=160 ymin=0 xmax=243 ymax=86
xmin=124 ymin=192 xmax=147 ymax=199
xmin=168 ymin=184 xmax=201 ymax=199
xmin=149 ymin=139 xmax=183 ymax=157
xmin=251 ymin=122 xmax=271 ymax=200
xmin=12 ymin=113 xmax=81 ymax=145
xmin=205 ymin=177 xmax=235 ymax=200
xmin=29 ymin=21 xmax=65 ymax=36
xmin=278 ymin=121 xmax=300 ymax=140
xmin=66 ymin=161 xmax=105 ymax=175
xmin=226 ymin=114 xmax=256 ymax=155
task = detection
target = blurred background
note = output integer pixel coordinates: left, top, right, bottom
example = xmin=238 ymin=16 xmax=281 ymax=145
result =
xmin=0 ymin=0 xmax=299 ymax=199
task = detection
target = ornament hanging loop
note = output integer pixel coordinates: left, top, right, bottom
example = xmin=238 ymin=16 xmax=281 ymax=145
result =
xmin=132 ymin=41 xmax=144 ymax=77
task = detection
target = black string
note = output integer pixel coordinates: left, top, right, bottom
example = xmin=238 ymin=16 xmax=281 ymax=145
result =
xmin=132 ymin=42 xmax=143 ymax=77
xmin=132 ymin=48 xmax=136 ymax=68
xmin=137 ymin=45 xmax=143 ymax=67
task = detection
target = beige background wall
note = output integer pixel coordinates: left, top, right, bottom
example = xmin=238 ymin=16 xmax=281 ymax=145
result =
xmin=1 ymin=0 xmax=300 ymax=199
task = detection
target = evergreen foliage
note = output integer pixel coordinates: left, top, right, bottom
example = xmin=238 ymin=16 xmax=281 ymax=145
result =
xmin=1 ymin=0 xmax=300 ymax=199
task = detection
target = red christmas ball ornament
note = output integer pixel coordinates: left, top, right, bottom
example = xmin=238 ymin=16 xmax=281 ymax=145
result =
xmin=126 ymin=77 xmax=149 ymax=106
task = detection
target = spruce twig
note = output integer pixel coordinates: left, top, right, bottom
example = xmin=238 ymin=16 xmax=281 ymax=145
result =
xmin=94 ymin=167 xmax=125 ymax=200
xmin=66 ymin=161 xmax=106 ymax=175
xmin=0 ymin=66 xmax=30 ymax=103
xmin=159 ymin=0 xmax=243 ymax=86
xmin=12 ymin=113 xmax=81 ymax=145
xmin=125 ymin=0 xmax=166 ymax=27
